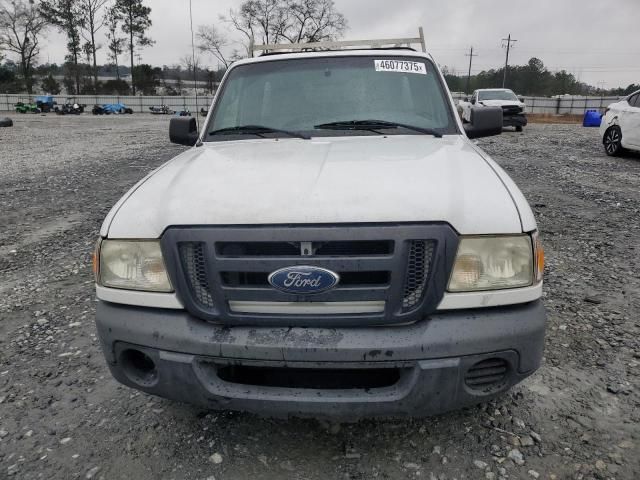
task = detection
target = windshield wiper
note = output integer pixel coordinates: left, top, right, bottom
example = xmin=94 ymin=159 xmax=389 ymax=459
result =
xmin=209 ymin=125 xmax=310 ymax=140
xmin=314 ymin=120 xmax=443 ymax=138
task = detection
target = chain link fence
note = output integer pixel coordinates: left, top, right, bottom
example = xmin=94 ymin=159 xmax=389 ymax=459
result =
xmin=0 ymin=93 xmax=626 ymax=115
xmin=0 ymin=94 xmax=214 ymax=113
xmin=449 ymin=93 xmax=623 ymax=115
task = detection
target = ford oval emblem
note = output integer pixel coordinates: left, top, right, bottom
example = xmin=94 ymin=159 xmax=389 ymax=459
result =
xmin=268 ymin=266 xmax=340 ymax=295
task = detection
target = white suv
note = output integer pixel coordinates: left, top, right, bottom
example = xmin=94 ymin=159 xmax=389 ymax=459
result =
xmin=94 ymin=45 xmax=546 ymax=418
xmin=601 ymin=90 xmax=640 ymax=156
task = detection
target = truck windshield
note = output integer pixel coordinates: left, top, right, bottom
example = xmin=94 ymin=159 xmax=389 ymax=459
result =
xmin=205 ymin=56 xmax=457 ymax=140
xmin=478 ymin=90 xmax=518 ymax=101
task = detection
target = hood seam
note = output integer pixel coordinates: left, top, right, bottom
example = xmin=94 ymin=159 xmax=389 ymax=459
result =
xmin=468 ymin=141 xmax=525 ymax=232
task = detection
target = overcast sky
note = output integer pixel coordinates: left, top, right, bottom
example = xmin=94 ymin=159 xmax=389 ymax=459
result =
xmin=41 ymin=0 xmax=640 ymax=89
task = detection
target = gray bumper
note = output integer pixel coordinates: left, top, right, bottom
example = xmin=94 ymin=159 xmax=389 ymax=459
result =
xmin=503 ymin=114 xmax=528 ymax=127
xmin=96 ymin=300 xmax=546 ymax=418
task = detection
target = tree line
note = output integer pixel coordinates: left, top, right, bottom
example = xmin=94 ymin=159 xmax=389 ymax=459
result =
xmin=443 ymin=57 xmax=640 ymax=97
xmin=0 ymin=0 xmax=153 ymax=94
xmin=0 ymin=0 xmax=347 ymax=95
xmin=1 ymin=0 xmax=637 ymax=98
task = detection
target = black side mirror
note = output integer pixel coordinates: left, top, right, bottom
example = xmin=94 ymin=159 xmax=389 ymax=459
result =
xmin=470 ymin=98 xmax=476 ymax=105
xmin=519 ymin=97 xmax=525 ymax=103
xmin=464 ymin=106 xmax=503 ymax=139
xmin=170 ymin=117 xmax=199 ymax=146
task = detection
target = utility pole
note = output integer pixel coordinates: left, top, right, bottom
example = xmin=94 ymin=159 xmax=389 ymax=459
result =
xmin=502 ymin=34 xmax=518 ymax=88
xmin=465 ymin=47 xmax=478 ymax=94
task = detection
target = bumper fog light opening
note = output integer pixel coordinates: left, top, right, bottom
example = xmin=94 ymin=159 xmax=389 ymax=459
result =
xmin=120 ymin=349 xmax=158 ymax=387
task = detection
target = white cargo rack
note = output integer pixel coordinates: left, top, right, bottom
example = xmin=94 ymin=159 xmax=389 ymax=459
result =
xmin=251 ymin=27 xmax=426 ymax=56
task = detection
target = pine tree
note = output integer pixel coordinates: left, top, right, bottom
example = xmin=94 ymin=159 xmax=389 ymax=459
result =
xmin=112 ymin=0 xmax=153 ymax=95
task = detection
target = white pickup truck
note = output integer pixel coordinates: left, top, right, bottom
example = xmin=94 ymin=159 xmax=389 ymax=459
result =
xmin=459 ymin=88 xmax=528 ymax=132
xmin=94 ymin=40 xmax=546 ymax=418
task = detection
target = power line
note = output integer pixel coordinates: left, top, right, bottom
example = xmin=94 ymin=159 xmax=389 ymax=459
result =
xmin=189 ymin=0 xmax=200 ymax=132
xmin=501 ymin=34 xmax=518 ymax=88
xmin=465 ymin=46 xmax=478 ymax=94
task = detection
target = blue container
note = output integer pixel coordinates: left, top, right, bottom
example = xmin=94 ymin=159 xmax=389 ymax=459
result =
xmin=35 ymin=95 xmax=54 ymax=105
xmin=583 ymin=110 xmax=602 ymax=127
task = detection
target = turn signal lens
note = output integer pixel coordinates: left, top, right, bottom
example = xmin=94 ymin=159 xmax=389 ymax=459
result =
xmin=92 ymin=238 xmax=101 ymax=281
xmin=533 ymin=232 xmax=544 ymax=283
xmin=450 ymin=254 xmax=483 ymax=290
xmin=448 ymin=235 xmax=534 ymax=292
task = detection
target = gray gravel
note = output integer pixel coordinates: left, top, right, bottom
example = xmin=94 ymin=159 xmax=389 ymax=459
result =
xmin=0 ymin=115 xmax=638 ymax=479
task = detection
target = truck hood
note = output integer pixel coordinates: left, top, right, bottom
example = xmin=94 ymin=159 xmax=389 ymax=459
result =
xmin=103 ymin=135 xmax=524 ymax=238
xmin=479 ymin=100 xmax=524 ymax=108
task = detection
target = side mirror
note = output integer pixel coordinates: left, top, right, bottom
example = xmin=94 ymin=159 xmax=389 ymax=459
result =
xmin=470 ymin=98 xmax=476 ymax=105
xmin=170 ymin=117 xmax=199 ymax=146
xmin=519 ymin=97 xmax=525 ymax=103
xmin=464 ymin=106 xmax=503 ymax=139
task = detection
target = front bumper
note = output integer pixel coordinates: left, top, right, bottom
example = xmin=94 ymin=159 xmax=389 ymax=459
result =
xmin=503 ymin=113 xmax=528 ymax=128
xmin=96 ymin=300 xmax=546 ymax=418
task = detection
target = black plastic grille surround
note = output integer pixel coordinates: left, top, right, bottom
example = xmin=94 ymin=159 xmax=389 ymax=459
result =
xmin=162 ymin=224 xmax=458 ymax=327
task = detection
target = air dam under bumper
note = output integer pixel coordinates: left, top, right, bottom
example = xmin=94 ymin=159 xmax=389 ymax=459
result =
xmin=96 ymin=300 xmax=546 ymax=418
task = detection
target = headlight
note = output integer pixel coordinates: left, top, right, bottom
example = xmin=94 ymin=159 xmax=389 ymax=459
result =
xmin=448 ymin=235 xmax=534 ymax=292
xmin=98 ymin=240 xmax=172 ymax=292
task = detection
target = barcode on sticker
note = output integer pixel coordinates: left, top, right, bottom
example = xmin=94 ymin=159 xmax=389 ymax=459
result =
xmin=374 ymin=60 xmax=427 ymax=75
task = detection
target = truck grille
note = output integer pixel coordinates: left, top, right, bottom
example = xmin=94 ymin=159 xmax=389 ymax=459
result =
xmin=402 ymin=241 xmax=435 ymax=310
xmin=216 ymin=240 xmax=393 ymax=257
xmin=163 ymin=225 xmax=458 ymax=327
xmin=502 ymin=105 xmax=523 ymax=115
xmin=179 ymin=243 xmax=214 ymax=309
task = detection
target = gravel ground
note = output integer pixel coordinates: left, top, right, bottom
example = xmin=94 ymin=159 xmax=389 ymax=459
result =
xmin=0 ymin=115 xmax=638 ymax=480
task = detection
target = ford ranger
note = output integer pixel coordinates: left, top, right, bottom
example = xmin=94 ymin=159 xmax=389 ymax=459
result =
xmin=94 ymin=39 xmax=546 ymax=418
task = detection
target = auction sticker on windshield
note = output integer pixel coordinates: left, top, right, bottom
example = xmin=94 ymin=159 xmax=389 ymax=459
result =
xmin=374 ymin=59 xmax=427 ymax=75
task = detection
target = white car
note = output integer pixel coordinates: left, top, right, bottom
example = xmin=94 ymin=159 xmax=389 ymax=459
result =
xmin=94 ymin=44 xmax=546 ymax=418
xmin=459 ymin=89 xmax=527 ymax=132
xmin=601 ymin=90 xmax=640 ymax=156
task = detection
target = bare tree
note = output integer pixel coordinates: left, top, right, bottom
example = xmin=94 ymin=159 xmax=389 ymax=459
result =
xmin=180 ymin=53 xmax=202 ymax=89
xmin=0 ymin=0 xmax=48 ymax=93
xmin=78 ymin=0 xmax=108 ymax=89
xmin=227 ymin=0 xmax=287 ymax=56
xmin=278 ymin=0 xmax=347 ymax=43
xmin=225 ymin=0 xmax=347 ymax=55
xmin=180 ymin=53 xmax=200 ymax=74
xmin=196 ymin=24 xmax=231 ymax=69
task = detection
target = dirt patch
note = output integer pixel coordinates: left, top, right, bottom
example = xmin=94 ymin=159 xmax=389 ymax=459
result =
xmin=527 ymin=113 xmax=585 ymax=124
